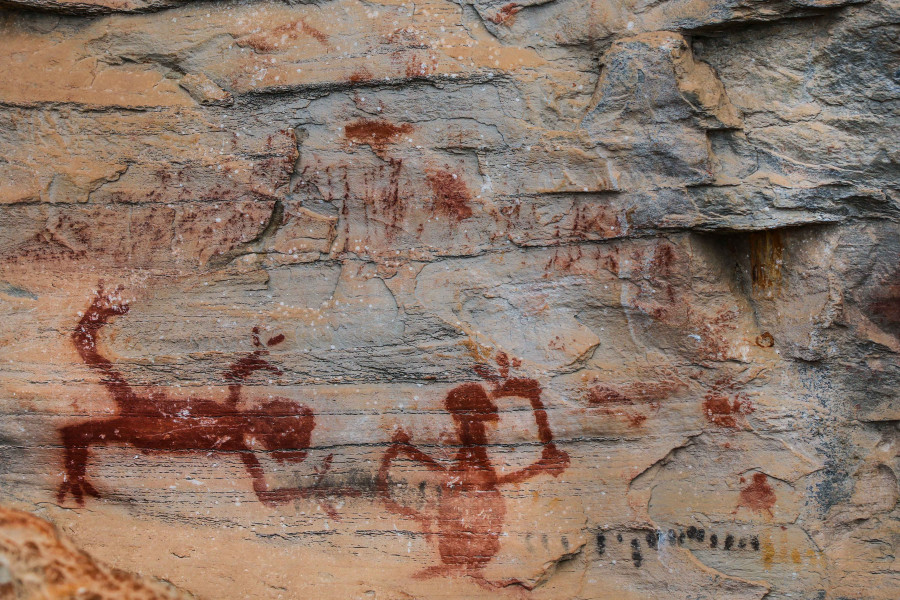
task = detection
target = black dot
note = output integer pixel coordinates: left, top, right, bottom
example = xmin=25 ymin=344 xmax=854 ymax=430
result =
xmin=697 ymin=528 xmax=705 ymax=542
xmin=724 ymin=534 xmax=735 ymax=550
xmin=739 ymin=538 xmax=747 ymax=549
xmin=686 ymin=526 xmax=697 ymax=540
xmin=617 ymin=533 xmax=623 ymax=543
xmin=751 ymin=536 xmax=760 ymax=551
xmin=646 ymin=531 xmax=656 ymax=549
xmin=597 ymin=533 xmax=606 ymax=555
xmin=710 ymin=534 xmax=718 ymax=548
xmin=631 ymin=538 xmax=643 ymax=568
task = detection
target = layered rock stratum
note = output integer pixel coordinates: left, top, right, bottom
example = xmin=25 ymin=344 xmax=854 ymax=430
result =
xmin=0 ymin=0 xmax=897 ymax=598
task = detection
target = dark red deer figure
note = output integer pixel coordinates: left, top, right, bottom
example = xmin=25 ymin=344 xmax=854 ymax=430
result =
xmin=57 ymin=285 xmax=332 ymax=510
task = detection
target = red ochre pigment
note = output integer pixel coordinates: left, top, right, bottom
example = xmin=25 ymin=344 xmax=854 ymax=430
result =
xmin=57 ymin=286 xmax=333 ymax=512
xmin=377 ymin=376 xmax=569 ymax=589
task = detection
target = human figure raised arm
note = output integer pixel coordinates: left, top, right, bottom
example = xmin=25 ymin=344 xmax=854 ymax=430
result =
xmin=377 ymin=429 xmax=446 ymax=527
xmin=492 ymin=378 xmax=570 ymax=485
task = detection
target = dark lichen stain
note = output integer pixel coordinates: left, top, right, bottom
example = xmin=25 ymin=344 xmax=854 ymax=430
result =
xmin=868 ymin=263 xmax=900 ymax=336
xmin=749 ymin=230 xmax=784 ymax=292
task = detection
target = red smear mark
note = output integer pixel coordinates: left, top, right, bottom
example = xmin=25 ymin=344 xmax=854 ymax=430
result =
xmin=377 ymin=376 xmax=567 ymax=588
xmin=650 ymin=243 xmax=676 ymax=277
xmin=695 ymin=309 xmax=739 ymax=361
xmin=737 ymin=473 xmax=776 ymax=516
xmin=703 ymin=378 xmax=753 ymax=428
xmin=426 ymin=169 xmax=473 ymax=222
xmin=345 ymin=119 xmax=413 ymax=155
xmin=571 ymin=204 xmax=622 ymax=240
xmin=296 ymin=156 xmax=411 ymax=247
xmin=474 ymin=351 xmax=521 ymax=382
xmin=488 ymin=3 xmax=522 ymax=25
xmin=368 ymin=158 xmax=406 ymax=240
xmin=587 ymin=379 xmax=683 ymax=428
xmin=238 ymin=19 xmax=329 ymax=52
xmin=472 ymin=364 xmax=498 ymax=382
xmin=57 ymin=286 xmax=338 ymax=514
xmin=627 ymin=241 xmax=739 ymax=361
xmin=405 ymin=53 xmax=438 ymax=78
xmin=349 ymin=67 xmax=374 ymax=83
xmin=618 ymin=241 xmax=683 ymax=324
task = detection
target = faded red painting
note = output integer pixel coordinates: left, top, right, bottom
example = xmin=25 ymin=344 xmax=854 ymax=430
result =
xmin=57 ymin=286 xmax=333 ymax=511
xmin=737 ymin=473 xmax=777 ymax=517
xmin=703 ymin=376 xmax=754 ymax=428
xmin=377 ymin=365 xmax=569 ymax=589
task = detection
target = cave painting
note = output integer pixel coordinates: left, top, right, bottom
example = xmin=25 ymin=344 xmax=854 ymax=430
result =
xmin=57 ymin=286 xmax=332 ymax=510
xmin=377 ymin=370 xmax=570 ymax=589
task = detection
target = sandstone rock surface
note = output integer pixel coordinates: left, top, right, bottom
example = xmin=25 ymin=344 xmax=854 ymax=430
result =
xmin=0 ymin=505 xmax=193 ymax=599
xmin=0 ymin=0 xmax=897 ymax=598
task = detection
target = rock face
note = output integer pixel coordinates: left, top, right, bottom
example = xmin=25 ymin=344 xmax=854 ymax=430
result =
xmin=0 ymin=506 xmax=193 ymax=599
xmin=0 ymin=0 xmax=897 ymax=597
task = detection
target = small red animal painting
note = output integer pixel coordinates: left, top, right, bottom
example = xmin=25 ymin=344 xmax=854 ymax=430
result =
xmin=57 ymin=286 xmax=333 ymax=512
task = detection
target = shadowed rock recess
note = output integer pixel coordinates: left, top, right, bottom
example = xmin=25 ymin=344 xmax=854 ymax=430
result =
xmin=0 ymin=0 xmax=896 ymax=596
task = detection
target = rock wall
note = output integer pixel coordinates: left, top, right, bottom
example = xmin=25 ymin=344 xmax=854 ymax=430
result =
xmin=0 ymin=0 xmax=897 ymax=598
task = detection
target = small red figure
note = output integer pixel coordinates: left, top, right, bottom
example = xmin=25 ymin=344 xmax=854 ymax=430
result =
xmin=377 ymin=363 xmax=570 ymax=589
xmin=57 ymin=285 xmax=333 ymax=512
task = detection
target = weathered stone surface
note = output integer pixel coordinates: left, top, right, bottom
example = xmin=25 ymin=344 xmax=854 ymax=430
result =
xmin=0 ymin=0 xmax=897 ymax=598
xmin=0 ymin=505 xmax=193 ymax=599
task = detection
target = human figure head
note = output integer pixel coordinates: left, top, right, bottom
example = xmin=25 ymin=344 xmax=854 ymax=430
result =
xmin=444 ymin=383 xmax=499 ymax=433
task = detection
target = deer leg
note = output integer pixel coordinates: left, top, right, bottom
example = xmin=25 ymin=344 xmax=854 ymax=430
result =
xmin=239 ymin=450 xmax=273 ymax=499
xmin=239 ymin=449 xmax=295 ymax=506
xmin=313 ymin=454 xmax=333 ymax=483
xmin=57 ymin=424 xmax=101 ymax=506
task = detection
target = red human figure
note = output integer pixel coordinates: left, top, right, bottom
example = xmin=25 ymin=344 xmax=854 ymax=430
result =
xmin=377 ymin=376 xmax=569 ymax=588
xmin=57 ymin=285 xmax=333 ymax=512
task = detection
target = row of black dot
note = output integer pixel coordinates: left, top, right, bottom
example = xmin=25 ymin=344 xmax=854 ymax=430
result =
xmin=597 ymin=527 xmax=761 ymax=568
